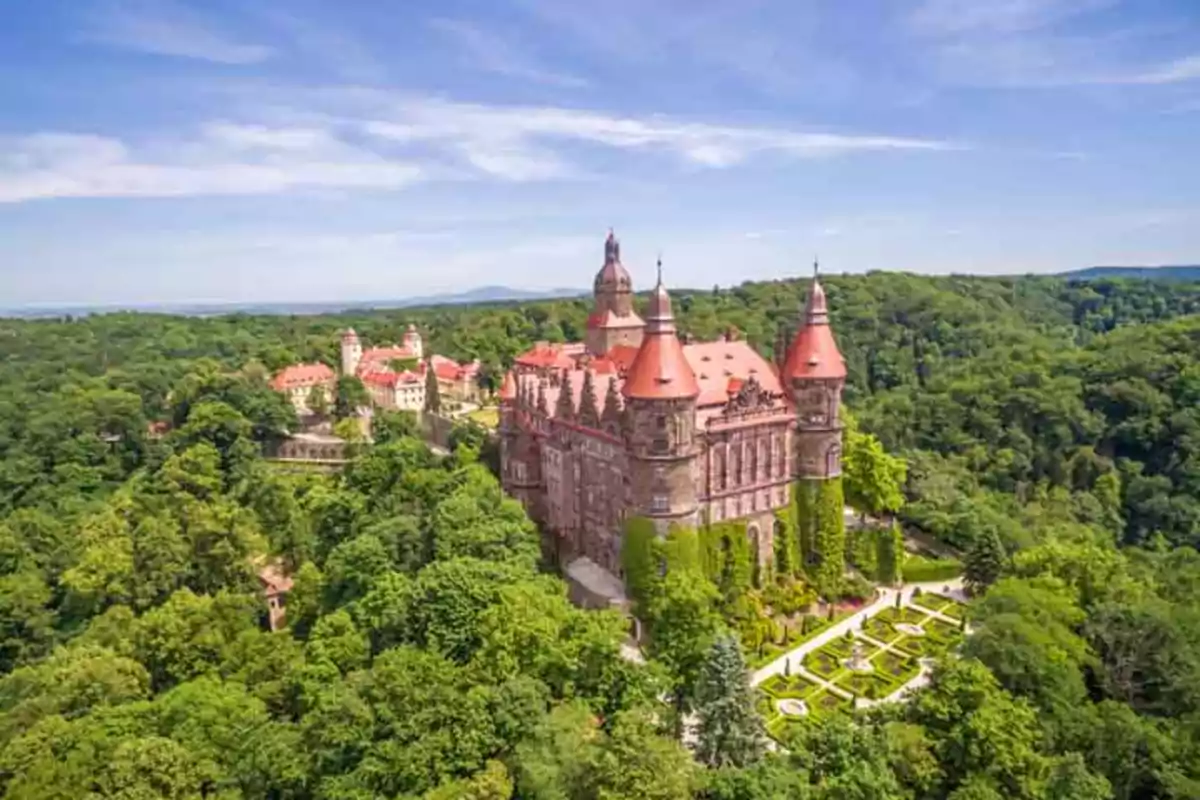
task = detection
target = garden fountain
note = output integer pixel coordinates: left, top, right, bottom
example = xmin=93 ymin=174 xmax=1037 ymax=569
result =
xmin=776 ymin=698 xmax=809 ymax=717
xmin=843 ymin=640 xmax=874 ymax=673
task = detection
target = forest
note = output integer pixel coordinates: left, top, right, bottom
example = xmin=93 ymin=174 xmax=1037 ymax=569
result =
xmin=0 ymin=271 xmax=1198 ymax=798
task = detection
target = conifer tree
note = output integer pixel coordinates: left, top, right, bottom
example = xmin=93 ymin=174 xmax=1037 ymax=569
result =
xmin=964 ymin=528 xmax=1006 ymax=594
xmin=424 ymin=362 xmax=441 ymax=413
xmin=694 ymin=634 xmax=766 ymax=769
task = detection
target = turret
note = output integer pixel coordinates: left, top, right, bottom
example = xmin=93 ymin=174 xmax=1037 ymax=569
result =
xmin=586 ymin=230 xmax=645 ymax=356
xmin=782 ymin=264 xmax=845 ymax=479
xmin=621 ymin=262 xmax=700 ymax=531
xmin=341 ymin=328 xmax=363 ymax=377
xmin=403 ymin=323 xmax=423 ymax=360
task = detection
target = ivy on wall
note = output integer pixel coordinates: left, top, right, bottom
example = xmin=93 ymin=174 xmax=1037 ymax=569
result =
xmin=795 ymin=477 xmax=847 ymax=594
xmin=876 ymin=521 xmax=904 ymax=585
xmin=774 ymin=484 xmax=800 ymax=578
xmin=621 ymin=516 xmax=658 ymax=608
xmin=697 ymin=520 xmax=754 ymax=599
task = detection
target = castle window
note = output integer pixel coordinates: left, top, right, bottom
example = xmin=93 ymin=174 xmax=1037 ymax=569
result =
xmin=651 ymin=494 xmax=670 ymax=513
xmin=655 ymin=415 xmax=667 ymax=431
xmin=652 ymin=437 xmax=669 ymax=455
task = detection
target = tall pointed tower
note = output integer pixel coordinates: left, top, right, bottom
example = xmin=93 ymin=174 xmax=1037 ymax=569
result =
xmin=781 ymin=265 xmax=847 ymax=583
xmin=622 ymin=264 xmax=700 ymax=533
xmin=586 ymin=230 xmax=645 ymax=356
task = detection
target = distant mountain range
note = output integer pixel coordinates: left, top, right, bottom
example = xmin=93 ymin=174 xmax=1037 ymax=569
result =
xmin=1059 ymin=265 xmax=1200 ymax=282
xmin=7 ymin=266 xmax=1200 ymax=319
xmin=2 ymin=285 xmax=586 ymax=320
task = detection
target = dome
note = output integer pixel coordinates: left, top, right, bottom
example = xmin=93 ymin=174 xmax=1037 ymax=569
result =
xmin=594 ymin=229 xmax=631 ymax=289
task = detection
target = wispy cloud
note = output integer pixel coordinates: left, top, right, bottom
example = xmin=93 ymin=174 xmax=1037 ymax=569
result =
xmin=0 ymin=96 xmax=960 ymax=203
xmin=429 ymin=18 xmax=587 ymax=88
xmin=0 ymin=124 xmax=420 ymax=203
xmin=363 ymin=97 xmax=960 ymax=180
xmin=79 ymin=0 xmax=273 ymax=64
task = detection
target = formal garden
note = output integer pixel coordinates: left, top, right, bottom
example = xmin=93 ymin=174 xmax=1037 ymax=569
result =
xmin=755 ymin=590 xmax=966 ymax=742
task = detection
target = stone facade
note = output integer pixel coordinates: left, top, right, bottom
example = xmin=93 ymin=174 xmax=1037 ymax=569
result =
xmin=501 ymin=233 xmax=847 ymax=588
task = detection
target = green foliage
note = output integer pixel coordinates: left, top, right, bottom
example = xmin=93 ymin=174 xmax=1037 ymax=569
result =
xmin=694 ymin=635 xmax=766 ymax=768
xmin=621 ymin=516 xmax=659 ymax=608
xmin=424 ymin=362 xmax=442 ymax=413
xmin=965 ymin=528 xmax=1007 ymax=593
xmin=334 ymin=375 xmax=370 ymax=420
xmin=2 ymin=273 xmax=1200 ymax=798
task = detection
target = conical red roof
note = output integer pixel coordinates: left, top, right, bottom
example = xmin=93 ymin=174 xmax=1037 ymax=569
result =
xmin=622 ymin=272 xmax=699 ymax=400
xmin=499 ymin=370 xmax=517 ymax=401
xmin=782 ymin=276 xmax=845 ymax=381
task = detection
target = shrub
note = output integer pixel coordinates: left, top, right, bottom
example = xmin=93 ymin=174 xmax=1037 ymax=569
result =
xmin=901 ymin=554 xmax=963 ymax=583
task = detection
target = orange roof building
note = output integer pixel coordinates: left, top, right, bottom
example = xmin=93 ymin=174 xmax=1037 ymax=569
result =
xmin=500 ymin=232 xmax=845 ymax=586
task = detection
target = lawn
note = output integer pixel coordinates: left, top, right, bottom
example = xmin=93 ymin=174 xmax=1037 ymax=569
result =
xmin=803 ymin=648 xmax=843 ymax=679
xmin=925 ymin=618 xmax=963 ymax=643
xmin=909 ymin=593 xmax=943 ymax=613
xmin=466 ymin=407 xmax=499 ymax=429
xmin=937 ymin=598 xmax=968 ymax=620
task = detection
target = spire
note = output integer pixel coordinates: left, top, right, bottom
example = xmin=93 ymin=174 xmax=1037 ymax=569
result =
xmin=554 ymin=368 xmax=576 ymax=419
xmin=578 ymin=370 xmax=601 ymax=428
xmin=604 ymin=228 xmax=620 ymax=264
xmin=782 ymin=265 xmax=844 ymax=381
xmin=644 ymin=261 xmax=676 ymax=334
xmin=623 ymin=260 xmax=699 ymax=401
xmin=536 ymin=379 xmax=549 ymax=415
xmin=602 ymin=376 xmax=622 ymax=428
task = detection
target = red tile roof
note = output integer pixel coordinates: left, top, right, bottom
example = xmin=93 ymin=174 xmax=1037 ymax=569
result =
xmin=362 ymin=369 xmax=421 ymax=387
xmin=782 ymin=279 xmax=846 ymax=381
xmin=271 ymin=363 xmax=336 ymax=391
xmin=622 ymin=282 xmax=699 ymax=401
xmin=514 ymin=342 xmax=584 ymax=370
xmin=359 ymin=345 xmax=418 ymax=366
xmin=683 ymin=341 xmax=784 ymax=406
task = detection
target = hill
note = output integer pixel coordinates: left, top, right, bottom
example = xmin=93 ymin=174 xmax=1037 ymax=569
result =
xmin=1061 ymin=265 xmax=1200 ymax=282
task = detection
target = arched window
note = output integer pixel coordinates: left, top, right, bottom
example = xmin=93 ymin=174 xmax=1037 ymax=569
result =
xmin=730 ymin=445 xmax=740 ymax=488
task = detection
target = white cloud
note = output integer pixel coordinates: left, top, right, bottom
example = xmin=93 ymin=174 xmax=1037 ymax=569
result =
xmin=362 ymin=98 xmax=958 ymax=179
xmin=0 ymin=125 xmax=421 ymax=203
xmin=0 ymin=98 xmax=957 ymax=202
xmin=80 ymin=0 xmax=273 ymax=64
xmin=1115 ymin=55 xmax=1200 ymax=85
xmin=429 ymin=18 xmax=588 ymax=88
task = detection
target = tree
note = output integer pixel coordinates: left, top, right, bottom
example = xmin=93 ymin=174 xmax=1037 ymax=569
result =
xmin=694 ymin=635 xmax=766 ymax=768
xmin=965 ymin=527 xmax=1006 ymax=593
xmin=582 ymin=711 xmax=694 ymax=800
xmin=645 ymin=569 xmax=724 ymax=727
xmin=425 ymin=364 xmax=442 ymax=414
xmin=307 ymin=384 xmax=330 ymax=417
xmin=843 ymin=419 xmax=908 ymax=522
xmin=335 ymin=376 xmax=370 ymax=420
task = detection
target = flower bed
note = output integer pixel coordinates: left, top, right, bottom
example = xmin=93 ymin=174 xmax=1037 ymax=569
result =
xmin=874 ymin=650 xmax=921 ymax=684
xmin=808 ymin=689 xmax=852 ymax=717
xmin=924 ymin=618 xmax=963 ymax=643
xmin=909 ymin=593 xmax=943 ymax=613
xmin=937 ymin=598 xmax=967 ymax=620
xmin=760 ymin=673 xmax=819 ymax=700
xmin=894 ymin=635 xmax=932 ymax=659
xmin=835 ymin=670 xmax=898 ymax=700
xmin=804 ymin=647 xmax=843 ymax=679
xmin=862 ymin=616 xmax=901 ymax=644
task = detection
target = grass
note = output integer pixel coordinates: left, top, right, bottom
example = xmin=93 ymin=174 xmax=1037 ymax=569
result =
xmin=804 ymin=648 xmax=843 ymax=679
xmin=937 ymin=599 xmax=968 ymax=620
xmin=466 ymin=407 xmax=499 ymax=428
xmin=925 ymin=618 xmax=963 ymax=643
xmin=909 ymin=593 xmax=943 ymax=613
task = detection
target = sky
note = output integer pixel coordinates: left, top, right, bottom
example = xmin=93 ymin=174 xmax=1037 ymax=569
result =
xmin=0 ymin=0 xmax=1198 ymax=306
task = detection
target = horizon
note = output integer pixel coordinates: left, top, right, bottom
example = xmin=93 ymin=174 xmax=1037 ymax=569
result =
xmin=2 ymin=0 xmax=1198 ymax=306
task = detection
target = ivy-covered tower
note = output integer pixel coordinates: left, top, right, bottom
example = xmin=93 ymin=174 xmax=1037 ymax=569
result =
xmin=622 ymin=265 xmax=701 ymax=533
xmin=781 ymin=266 xmax=847 ymax=587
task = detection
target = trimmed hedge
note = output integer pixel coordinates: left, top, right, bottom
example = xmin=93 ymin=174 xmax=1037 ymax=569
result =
xmin=901 ymin=554 xmax=963 ymax=583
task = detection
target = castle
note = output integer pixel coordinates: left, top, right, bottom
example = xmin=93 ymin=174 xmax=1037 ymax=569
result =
xmin=499 ymin=231 xmax=846 ymax=597
xmin=271 ymin=324 xmax=482 ymax=415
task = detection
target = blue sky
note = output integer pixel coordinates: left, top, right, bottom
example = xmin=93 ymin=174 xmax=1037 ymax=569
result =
xmin=1 ymin=0 xmax=1198 ymax=306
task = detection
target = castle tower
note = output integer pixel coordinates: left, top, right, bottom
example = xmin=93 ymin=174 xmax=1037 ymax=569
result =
xmin=403 ymin=324 xmax=423 ymax=360
xmin=621 ymin=264 xmax=700 ymax=533
xmin=586 ymin=230 xmax=645 ymax=356
xmin=341 ymin=329 xmax=363 ymax=377
xmin=781 ymin=266 xmax=847 ymax=580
